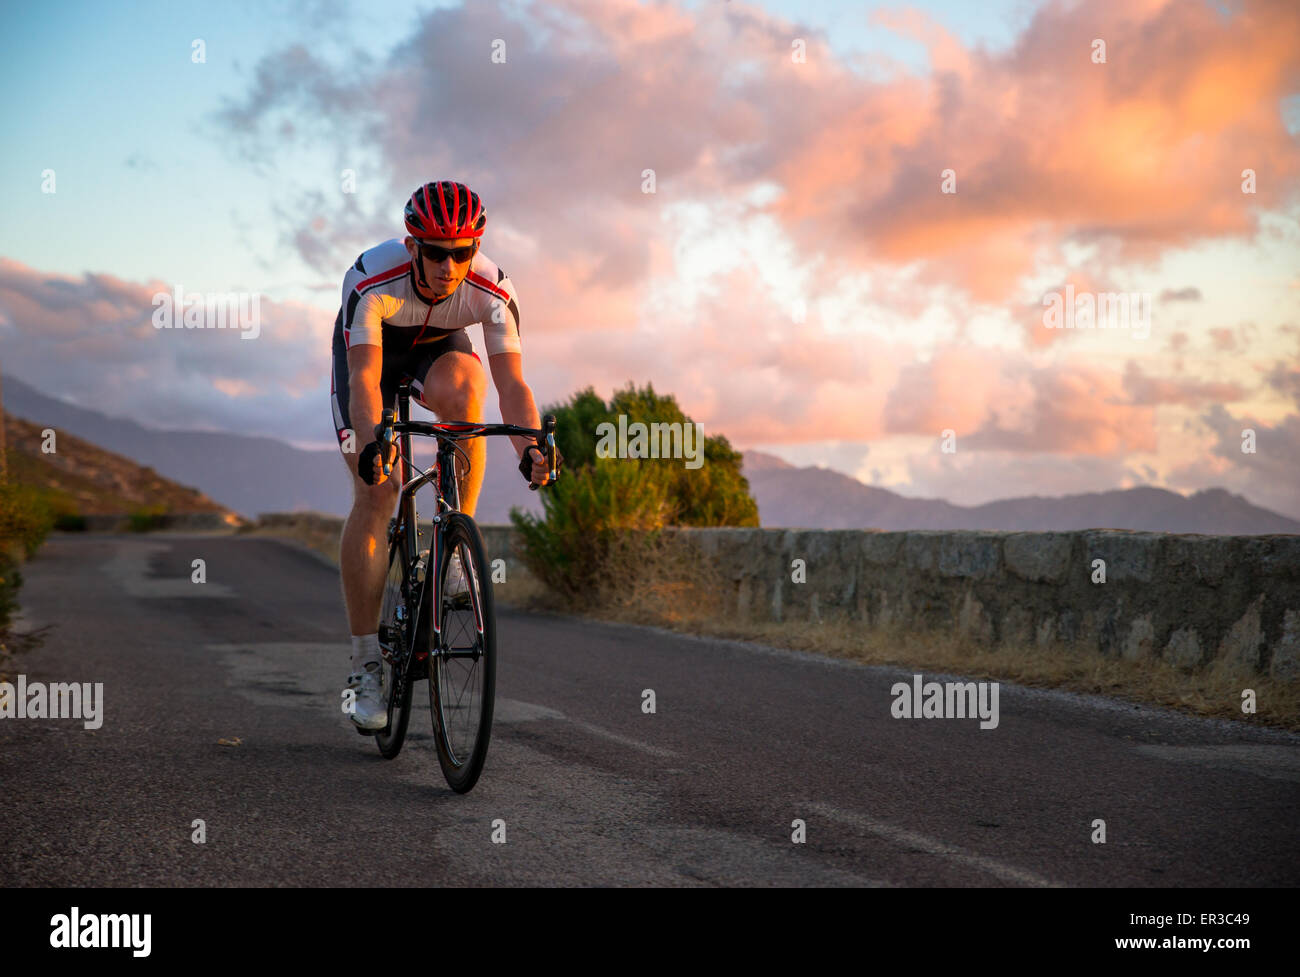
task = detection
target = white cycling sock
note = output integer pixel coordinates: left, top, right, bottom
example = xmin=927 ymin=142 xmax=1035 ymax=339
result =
xmin=350 ymin=633 xmax=381 ymax=674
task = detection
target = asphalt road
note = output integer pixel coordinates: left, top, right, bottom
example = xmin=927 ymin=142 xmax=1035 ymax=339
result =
xmin=2 ymin=533 xmax=1297 ymax=887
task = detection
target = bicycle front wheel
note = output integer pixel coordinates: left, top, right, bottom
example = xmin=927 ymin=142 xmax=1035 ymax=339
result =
xmin=375 ymin=537 xmax=414 ymax=759
xmin=424 ymin=512 xmax=496 ymax=793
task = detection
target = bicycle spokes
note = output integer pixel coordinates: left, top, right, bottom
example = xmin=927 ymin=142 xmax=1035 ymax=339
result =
xmin=435 ymin=542 xmax=486 ymax=765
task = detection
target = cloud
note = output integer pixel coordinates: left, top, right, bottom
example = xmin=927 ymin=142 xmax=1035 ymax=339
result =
xmin=1119 ymin=361 xmax=1244 ymax=406
xmin=1173 ymin=403 xmax=1300 ymax=519
xmin=0 ymin=258 xmax=335 ymax=444
xmin=881 ymin=348 xmax=1161 ymax=455
xmin=1209 ymin=328 xmax=1237 ymax=351
xmin=212 ymin=0 xmax=1300 ymax=307
xmin=771 ymin=0 xmax=1300 ymax=298
xmin=526 ymin=264 xmax=912 ymax=444
xmin=9 ymin=0 xmax=1298 ymax=519
xmin=1265 ymin=359 xmax=1300 ymax=410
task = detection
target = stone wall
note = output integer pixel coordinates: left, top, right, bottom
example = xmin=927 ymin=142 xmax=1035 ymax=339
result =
xmin=480 ymin=525 xmax=1300 ymax=680
xmin=230 ymin=518 xmax=1298 ymax=679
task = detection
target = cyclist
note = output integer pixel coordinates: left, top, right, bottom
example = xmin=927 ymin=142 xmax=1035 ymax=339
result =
xmin=331 ymin=180 xmax=557 ymax=731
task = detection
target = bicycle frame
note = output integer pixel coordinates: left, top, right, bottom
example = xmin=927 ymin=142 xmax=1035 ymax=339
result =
xmin=370 ymin=383 xmax=555 ymax=785
xmin=382 ymin=382 xmax=554 ymax=640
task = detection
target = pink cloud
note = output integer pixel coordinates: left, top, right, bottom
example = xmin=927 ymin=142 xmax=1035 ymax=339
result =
xmin=0 ymin=258 xmax=334 ymax=440
xmin=770 ymin=0 xmax=1300 ymax=299
xmin=1209 ymin=328 xmax=1237 ymax=351
xmin=1119 ymin=361 xmax=1245 ymax=406
xmin=889 ymin=352 xmax=1161 ymax=455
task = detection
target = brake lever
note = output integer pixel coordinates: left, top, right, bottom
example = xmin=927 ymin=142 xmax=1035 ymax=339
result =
xmin=376 ymin=409 xmax=396 ymax=477
xmin=530 ymin=414 xmax=558 ymax=491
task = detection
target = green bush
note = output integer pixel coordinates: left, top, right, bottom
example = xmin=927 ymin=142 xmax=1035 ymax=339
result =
xmin=128 ymin=504 xmax=168 ymax=532
xmin=0 ymin=483 xmax=56 ymax=559
xmin=510 ymin=382 xmax=758 ymax=605
xmin=41 ymin=488 xmax=85 ymax=531
xmin=513 ymin=456 xmax=671 ymax=602
xmin=0 ymin=548 xmax=21 ymax=632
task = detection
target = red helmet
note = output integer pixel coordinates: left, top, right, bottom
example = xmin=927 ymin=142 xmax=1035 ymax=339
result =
xmin=404 ymin=181 xmax=486 ymax=240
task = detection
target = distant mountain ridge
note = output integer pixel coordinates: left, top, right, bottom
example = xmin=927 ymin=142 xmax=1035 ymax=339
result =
xmin=2 ymin=375 xmax=542 ymax=523
xmin=740 ymin=451 xmax=1300 ymax=534
xmin=3 ymin=375 xmax=1293 ymax=533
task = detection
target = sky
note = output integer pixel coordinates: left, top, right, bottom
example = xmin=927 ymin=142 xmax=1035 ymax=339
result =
xmin=1 ymin=0 xmax=1298 ymax=519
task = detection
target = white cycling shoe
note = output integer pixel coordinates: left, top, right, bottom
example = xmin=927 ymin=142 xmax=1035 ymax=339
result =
xmin=346 ymin=662 xmax=387 ymax=731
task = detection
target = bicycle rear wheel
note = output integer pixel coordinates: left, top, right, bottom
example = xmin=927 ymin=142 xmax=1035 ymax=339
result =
xmin=374 ymin=537 xmax=415 ymax=758
xmin=424 ymin=512 xmax=496 ymax=793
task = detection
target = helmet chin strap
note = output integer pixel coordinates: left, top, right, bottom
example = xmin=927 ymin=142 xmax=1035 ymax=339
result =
xmin=413 ymin=243 xmax=432 ymax=291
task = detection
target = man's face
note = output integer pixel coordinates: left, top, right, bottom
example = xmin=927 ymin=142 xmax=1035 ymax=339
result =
xmin=406 ymin=236 xmax=478 ymax=299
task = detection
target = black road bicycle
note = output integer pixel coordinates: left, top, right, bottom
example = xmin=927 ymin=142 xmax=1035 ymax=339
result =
xmin=362 ymin=381 xmax=557 ymax=794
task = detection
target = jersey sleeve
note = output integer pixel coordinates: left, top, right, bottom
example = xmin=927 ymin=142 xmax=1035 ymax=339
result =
xmin=341 ymin=288 xmax=389 ymax=349
xmin=482 ymin=273 xmax=522 ymax=356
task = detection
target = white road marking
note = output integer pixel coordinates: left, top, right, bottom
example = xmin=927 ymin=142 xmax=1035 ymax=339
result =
xmin=808 ymin=801 xmax=1066 ymax=888
xmin=493 ymin=698 xmax=564 ymax=723
xmin=495 ymin=697 xmax=678 ymax=758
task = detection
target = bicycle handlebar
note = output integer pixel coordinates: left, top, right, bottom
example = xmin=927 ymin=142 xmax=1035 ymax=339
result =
xmin=373 ymin=411 xmax=560 ymax=488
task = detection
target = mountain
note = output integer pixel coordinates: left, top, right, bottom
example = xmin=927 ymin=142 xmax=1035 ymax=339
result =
xmin=4 ymin=413 xmax=239 ymax=520
xmin=739 ymin=450 xmax=794 ymax=472
xmin=1 ymin=375 xmax=543 ymax=523
xmin=4 ymin=375 xmax=1292 ymax=534
xmin=740 ymin=452 xmax=1300 ymax=534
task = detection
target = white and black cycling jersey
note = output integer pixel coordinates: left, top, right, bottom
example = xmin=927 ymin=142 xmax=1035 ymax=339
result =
xmin=339 ymin=238 xmax=521 ymax=356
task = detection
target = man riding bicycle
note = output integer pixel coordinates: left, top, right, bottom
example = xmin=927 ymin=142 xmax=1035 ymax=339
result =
xmin=330 ymin=180 xmax=557 ymax=731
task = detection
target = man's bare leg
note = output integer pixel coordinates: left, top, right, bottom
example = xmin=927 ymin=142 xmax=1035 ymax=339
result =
xmin=338 ymin=464 xmax=400 ymax=635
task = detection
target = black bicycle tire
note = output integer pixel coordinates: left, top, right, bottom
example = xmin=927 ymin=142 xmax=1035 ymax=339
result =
xmin=375 ymin=537 xmax=415 ymax=758
xmin=425 ymin=513 xmax=496 ymax=793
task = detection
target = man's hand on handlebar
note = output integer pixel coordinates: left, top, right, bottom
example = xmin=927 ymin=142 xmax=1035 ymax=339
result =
xmin=358 ymin=440 xmax=398 ymax=486
xmin=359 ymin=410 xmax=400 ymax=486
xmin=518 ymin=444 xmax=562 ymax=489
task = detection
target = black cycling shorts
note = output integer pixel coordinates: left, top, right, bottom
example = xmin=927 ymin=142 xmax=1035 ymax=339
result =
xmin=329 ymin=307 xmax=479 ymax=445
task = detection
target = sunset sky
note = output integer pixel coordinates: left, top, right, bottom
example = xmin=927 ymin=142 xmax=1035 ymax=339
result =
xmin=2 ymin=0 xmax=1298 ymax=518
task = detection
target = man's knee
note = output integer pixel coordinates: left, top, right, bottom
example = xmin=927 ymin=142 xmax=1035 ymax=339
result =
xmin=426 ymin=354 xmax=486 ymax=416
xmin=350 ymin=477 xmax=399 ymax=520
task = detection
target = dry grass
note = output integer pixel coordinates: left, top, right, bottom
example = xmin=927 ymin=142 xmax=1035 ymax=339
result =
xmin=693 ymin=619 xmax=1298 ymax=730
xmin=239 ymin=521 xmax=341 ymax=565
xmin=492 ymin=569 xmax=550 ymax=606
xmin=502 ymin=546 xmax=1300 ymax=732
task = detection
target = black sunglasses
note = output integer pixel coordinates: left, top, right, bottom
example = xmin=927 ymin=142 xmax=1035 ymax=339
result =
xmin=418 ymin=241 xmax=478 ymax=263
